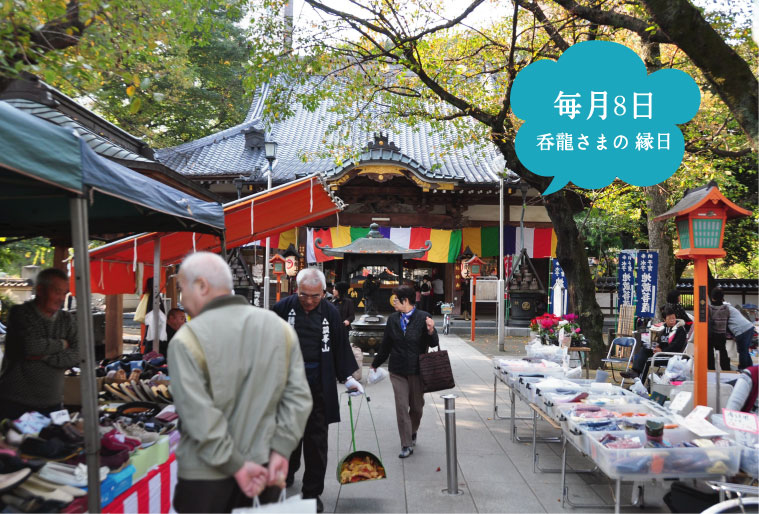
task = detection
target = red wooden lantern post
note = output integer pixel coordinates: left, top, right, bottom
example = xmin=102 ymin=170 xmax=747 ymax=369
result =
xmin=269 ymin=254 xmax=287 ymax=303
xmin=466 ymin=255 xmax=486 ymax=341
xmin=654 ymin=182 xmax=751 ymax=407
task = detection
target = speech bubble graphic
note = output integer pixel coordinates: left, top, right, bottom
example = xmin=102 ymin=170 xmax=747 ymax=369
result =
xmin=511 ymin=41 xmax=701 ymax=195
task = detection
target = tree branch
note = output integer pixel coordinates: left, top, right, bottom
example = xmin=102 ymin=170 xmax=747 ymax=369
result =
xmin=549 ymin=0 xmax=673 ymax=44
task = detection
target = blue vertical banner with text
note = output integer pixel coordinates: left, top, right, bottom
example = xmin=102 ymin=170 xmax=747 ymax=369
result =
xmin=635 ymin=251 xmax=658 ymax=318
xmin=550 ymin=258 xmax=566 ymax=289
xmin=617 ymin=252 xmax=636 ymax=308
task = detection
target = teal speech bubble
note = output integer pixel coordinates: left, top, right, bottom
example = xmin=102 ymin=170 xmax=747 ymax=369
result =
xmin=511 ymin=41 xmax=700 ymax=195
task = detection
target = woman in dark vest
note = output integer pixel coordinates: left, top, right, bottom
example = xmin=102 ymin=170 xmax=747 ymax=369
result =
xmin=370 ymin=285 xmax=438 ymax=459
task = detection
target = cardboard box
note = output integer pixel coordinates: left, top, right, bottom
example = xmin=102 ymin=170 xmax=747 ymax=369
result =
xmin=63 ymin=376 xmax=104 ymax=406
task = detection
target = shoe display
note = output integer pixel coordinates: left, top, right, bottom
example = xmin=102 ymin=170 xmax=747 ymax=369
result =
xmin=104 ymin=383 xmax=132 ymax=403
xmin=101 ymin=429 xmax=140 ymax=452
xmin=0 ymin=468 xmax=31 ymax=494
xmin=24 ymin=475 xmax=86 ymax=498
xmin=17 ymin=476 xmax=75 ymax=504
xmin=115 ymin=422 xmax=159 ymax=448
xmin=38 ymin=461 xmax=108 ymax=487
xmin=19 ymin=437 xmax=81 ymax=462
xmin=398 ymin=446 xmax=413 ymax=458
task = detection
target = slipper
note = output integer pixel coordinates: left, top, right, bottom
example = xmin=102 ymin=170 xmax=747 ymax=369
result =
xmin=26 ymin=474 xmax=85 ymax=497
xmin=0 ymin=468 xmax=31 ymax=494
xmin=104 ymin=383 xmax=132 ymax=403
xmin=17 ymin=476 xmax=75 ymax=503
xmin=119 ymin=383 xmax=141 ymax=403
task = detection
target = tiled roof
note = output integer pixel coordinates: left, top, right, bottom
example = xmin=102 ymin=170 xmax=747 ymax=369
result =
xmin=0 ymin=278 xmax=33 ymax=288
xmin=4 ymin=99 xmax=153 ymax=164
xmin=156 ymin=83 xmax=509 ymax=185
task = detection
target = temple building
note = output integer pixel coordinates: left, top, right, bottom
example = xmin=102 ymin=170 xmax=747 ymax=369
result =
xmin=155 ymin=85 xmax=557 ymax=314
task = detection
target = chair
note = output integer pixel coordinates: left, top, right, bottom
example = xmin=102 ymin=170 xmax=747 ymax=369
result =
xmin=601 ymin=336 xmax=637 ymax=386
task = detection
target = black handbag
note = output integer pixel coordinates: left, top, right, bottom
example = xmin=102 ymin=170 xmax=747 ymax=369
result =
xmin=418 ymin=345 xmax=455 ymax=393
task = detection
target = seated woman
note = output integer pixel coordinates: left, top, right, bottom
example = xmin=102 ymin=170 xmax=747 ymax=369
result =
xmin=725 ymin=365 xmax=758 ymax=413
xmin=621 ymin=306 xmax=687 ymax=380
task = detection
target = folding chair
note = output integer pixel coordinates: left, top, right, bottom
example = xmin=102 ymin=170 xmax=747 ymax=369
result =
xmin=601 ymin=336 xmax=637 ymax=386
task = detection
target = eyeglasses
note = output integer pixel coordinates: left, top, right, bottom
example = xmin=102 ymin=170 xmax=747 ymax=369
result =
xmin=298 ymin=292 xmax=323 ymax=300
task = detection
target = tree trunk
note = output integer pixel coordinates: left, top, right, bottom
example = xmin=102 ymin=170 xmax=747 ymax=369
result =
xmin=639 ymin=0 xmax=758 ymax=147
xmin=641 ymin=42 xmax=674 ymax=322
xmin=543 ymin=191 xmax=606 ymax=367
xmin=644 ymin=185 xmax=674 ymax=321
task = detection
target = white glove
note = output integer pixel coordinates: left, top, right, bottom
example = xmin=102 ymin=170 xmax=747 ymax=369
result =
xmin=345 ymin=376 xmax=364 ymax=396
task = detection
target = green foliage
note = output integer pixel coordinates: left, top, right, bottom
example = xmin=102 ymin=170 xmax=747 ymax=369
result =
xmin=83 ymin=11 xmax=250 ymax=146
xmin=0 ymin=1 xmax=250 ymax=146
xmin=0 ymin=237 xmax=53 ymax=276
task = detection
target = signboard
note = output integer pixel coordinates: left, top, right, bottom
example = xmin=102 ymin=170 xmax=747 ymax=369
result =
xmin=723 ymin=410 xmax=759 ymax=434
xmin=617 ymin=252 xmax=636 ymax=306
xmin=635 ymin=251 xmax=658 ymax=317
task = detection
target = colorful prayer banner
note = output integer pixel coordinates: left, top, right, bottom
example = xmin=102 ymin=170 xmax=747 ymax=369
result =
xmin=306 ymin=226 xmax=557 ymax=264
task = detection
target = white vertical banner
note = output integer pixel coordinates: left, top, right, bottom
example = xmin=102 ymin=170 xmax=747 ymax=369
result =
xmin=306 ymin=228 xmax=316 ymax=264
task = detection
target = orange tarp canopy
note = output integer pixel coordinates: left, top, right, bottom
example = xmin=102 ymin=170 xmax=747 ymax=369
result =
xmin=86 ymin=176 xmax=344 ymax=294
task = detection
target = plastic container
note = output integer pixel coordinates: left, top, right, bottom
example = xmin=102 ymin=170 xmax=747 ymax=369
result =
xmin=586 ymin=429 xmax=741 ymax=480
xmin=558 ymin=402 xmax=669 ymax=454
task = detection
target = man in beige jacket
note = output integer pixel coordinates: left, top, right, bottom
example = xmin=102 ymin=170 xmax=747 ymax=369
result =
xmin=169 ymin=252 xmax=312 ymax=513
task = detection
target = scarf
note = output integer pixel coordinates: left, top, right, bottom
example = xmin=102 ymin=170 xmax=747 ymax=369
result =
xmin=400 ymin=309 xmax=415 ymax=333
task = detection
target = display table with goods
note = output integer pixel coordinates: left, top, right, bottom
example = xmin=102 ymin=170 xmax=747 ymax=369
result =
xmin=0 ymin=350 xmax=179 ymax=513
xmin=492 ymin=355 xmax=750 ymax=513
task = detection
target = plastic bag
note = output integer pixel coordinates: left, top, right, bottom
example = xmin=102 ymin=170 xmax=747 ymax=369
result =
xmin=367 ymin=367 xmax=388 ymax=385
xmin=665 ymin=355 xmax=690 ymax=381
xmin=133 ymin=294 xmax=148 ymax=323
xmin=630 ymin=377 xmax=649 ymax=398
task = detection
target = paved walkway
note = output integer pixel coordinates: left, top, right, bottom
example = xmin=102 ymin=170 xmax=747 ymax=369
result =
xmin=286 ymin=334 xmax=669 ymax=513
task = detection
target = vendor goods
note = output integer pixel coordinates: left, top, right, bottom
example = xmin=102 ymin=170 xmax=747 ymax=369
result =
xmin=0 ymin=468 xmax=31 ymax=494
xmin=339 ymin=454 xmax=386 ymax=484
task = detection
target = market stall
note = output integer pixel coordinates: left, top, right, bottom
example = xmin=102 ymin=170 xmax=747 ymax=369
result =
xmin=492 ymin=344 xmax=754 ymax=513
xmin=0 ymin=100 xmax=225 ymax=513
xmin=83 ymin=175 xmax=345 ymax=295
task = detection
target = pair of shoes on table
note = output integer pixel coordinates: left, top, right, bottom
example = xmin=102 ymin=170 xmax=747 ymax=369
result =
xmin=398 ymin=446 xmax=413 ymax=459
xmin=620 ymin=370 xmax=639 ymax=379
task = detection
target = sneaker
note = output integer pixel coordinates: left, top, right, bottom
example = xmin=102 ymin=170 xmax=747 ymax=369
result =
xmin=398 ymin=446 xmax=413 ymax=459
xmin=411 ymin=433 xmax=417 ymax=447
xmin=620 ymin=370 xmax=639 ymax=379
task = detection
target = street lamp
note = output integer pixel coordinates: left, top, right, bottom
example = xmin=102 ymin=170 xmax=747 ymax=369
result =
xmin=654 ymin=181 xmax=751 ymax=407
xmin=262 ymin=140 xmax=278 ymax=309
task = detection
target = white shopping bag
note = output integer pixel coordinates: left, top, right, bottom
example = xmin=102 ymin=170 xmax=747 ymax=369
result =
xmin=233 ymin=491 xmax=316 ymax=513
xmin=367 ymin=367 xmax=388 ymax=385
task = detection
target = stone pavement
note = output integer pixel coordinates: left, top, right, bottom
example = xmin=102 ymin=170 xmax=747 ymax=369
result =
xmin=286 ymin=334 xmax=670 ymax=513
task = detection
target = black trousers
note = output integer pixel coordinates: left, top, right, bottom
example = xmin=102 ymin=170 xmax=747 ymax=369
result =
xmin=288 ymin=383 xmax=327 ymax=498
xmin=173 ymin=478 xmax=281 ymax=513
xmin=708 ymin=333 xmax=731 ymax=371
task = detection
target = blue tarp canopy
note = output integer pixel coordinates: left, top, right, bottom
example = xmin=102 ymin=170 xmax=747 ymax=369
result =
xmin=0 ymin=101 xmax=224 ymax=241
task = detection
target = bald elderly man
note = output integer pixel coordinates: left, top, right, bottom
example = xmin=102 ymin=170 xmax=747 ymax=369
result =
xmin=169 ymin=252 xmax=312 ymax=513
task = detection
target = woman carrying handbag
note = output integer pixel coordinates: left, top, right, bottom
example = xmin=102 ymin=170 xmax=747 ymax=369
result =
xmin=370 ymin=285 xmax=438 ymax=459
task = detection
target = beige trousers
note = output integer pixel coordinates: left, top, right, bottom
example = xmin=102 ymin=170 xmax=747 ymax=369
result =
xmin=390 ymin=373 xmax=425 ymax=448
